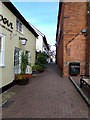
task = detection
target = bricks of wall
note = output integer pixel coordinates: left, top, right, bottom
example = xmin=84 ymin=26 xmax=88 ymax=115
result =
xmin=56 ymin=2 xmax=87 ymax=77
xmin=86 ymin=2 xmax=90 ymax=77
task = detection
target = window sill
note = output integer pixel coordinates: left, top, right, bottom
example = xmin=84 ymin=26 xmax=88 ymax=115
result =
xmin=16 ymin=30 xmax=23 ymax=35
xmin=0 ymin=65 xmax=6 ymax=68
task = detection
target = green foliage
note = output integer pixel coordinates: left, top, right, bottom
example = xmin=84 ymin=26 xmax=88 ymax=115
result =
xmin=32 ymin=65 xmax=38 ymax=71
xmin=37 ymin=65 xmax=43 ymax=71
xmin=32 ymin=65 xmax=43 ymax=71
xmin=21 ymin=51 xmax=30 ymax=74
xmin=32 ymin=51 xmax=47 ymax=73
xmin=36 ymin=51 xmax=47 ymax=68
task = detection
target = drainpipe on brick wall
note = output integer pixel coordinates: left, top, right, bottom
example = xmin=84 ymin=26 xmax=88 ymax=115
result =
xmin=86 ymin=2 xmax=90 ymax=78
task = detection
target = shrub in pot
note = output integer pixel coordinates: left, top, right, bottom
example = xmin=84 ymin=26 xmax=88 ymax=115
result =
xmin=36 ymin=52 xmax=47 ymax=65
xmin=37 ymin=65 xmax=43 ymax=72
xmin=32 ymin=65 xmax=38 ymax=71
xmin=32 ymin=65 xmax=43 ymax=73
xmin=36 ymin=51 xmax=47 ymax=70
xmin=15 ymin=51 xmax=31 ymax=85
xmin=32 ymin=65 xmax=39 ymax=74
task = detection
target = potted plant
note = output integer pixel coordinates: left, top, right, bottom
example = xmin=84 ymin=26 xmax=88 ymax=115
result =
xmin=32 ymin=65 xmax=43 ymax=73
xmin=37 ymin=65 xmax=43 ymax=72
xmin=15 ymin=74 xmax=31 ymax=85
xmin=32 ymin=65 xmax=38 ymax=73
xmin=15 ymin=51 xmax=31 ymax=85
xmin=32 ymin=51 xmax=47 ymax=74
xmin=36 ymin=52 xmax=47 ymax=67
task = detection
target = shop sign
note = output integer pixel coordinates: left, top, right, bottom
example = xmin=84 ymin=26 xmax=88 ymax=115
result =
xmin=0 ymin=14 xmax=13 ymax=29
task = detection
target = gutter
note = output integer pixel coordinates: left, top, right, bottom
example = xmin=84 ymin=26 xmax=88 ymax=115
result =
xmin=3 ymin=2 xmax=38 ymax=37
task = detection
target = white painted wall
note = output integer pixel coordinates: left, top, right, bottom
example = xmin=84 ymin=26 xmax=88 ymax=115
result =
xmin=36 ymin=35 xmax=43 ymax=52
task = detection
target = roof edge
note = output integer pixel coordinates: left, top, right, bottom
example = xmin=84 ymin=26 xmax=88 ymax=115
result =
xmin=3 ymin=1 xmax=38 ymax=37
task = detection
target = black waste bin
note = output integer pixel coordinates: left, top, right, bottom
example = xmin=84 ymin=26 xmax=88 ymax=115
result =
xmin=69 ymin=62 xmax=80 ymax=75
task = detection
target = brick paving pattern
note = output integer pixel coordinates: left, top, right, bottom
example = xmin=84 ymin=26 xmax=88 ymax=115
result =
xmin=2 ymin=63 xmax=89 ymax=118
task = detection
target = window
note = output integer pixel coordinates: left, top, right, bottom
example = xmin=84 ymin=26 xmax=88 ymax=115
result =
xmin=0 ymin=38 xmax=1 ymax=51
xmin=14 ymin=48 xmax=22 ymax=74
xmin=14 ymin=49 xmax=30 ymax=74
xmin=0 ymin=33 xmax=5 ymax=66
xmin=14 ymin=49 xmax=19 ymax=66
xmin=16 ymin=18 xmax=23 ymax=33
xmin=25 ymin=51 xmax=30 ymax=73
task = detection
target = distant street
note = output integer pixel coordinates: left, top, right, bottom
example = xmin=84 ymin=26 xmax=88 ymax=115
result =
xmin=2 ymin=63 xmax=89 ymax=118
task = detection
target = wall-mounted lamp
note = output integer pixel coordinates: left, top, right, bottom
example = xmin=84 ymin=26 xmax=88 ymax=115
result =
xmin=81 ymin=29 xmax=87 ymax=33
xmin=19 ymin=37 xmax=27 ymax=45
xmin=81 ymin=29 xmax=87 ymax=36
xmin=87 ymin=11 xmax=90 ymax=15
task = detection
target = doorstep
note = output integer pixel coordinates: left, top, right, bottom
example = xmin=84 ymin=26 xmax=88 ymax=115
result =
xmin=0 ymin=91 xmax=16 ymax=107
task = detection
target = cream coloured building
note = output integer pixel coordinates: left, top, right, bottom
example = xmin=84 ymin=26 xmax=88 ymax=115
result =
xmin=0 ymin=1 xmax=38 ymax=90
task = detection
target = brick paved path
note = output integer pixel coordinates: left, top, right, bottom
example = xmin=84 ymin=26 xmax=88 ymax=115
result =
xmin=2 ymin=63 xmax=89 ymax=118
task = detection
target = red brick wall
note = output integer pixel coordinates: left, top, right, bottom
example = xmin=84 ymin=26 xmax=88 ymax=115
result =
xmin=63 ymin=33 xmax=87 ymax=76
xmin=63 ymin=2 xmax=87 ymax=77
xmin=86 ymin=2 xmax=90 ymax=77
xmin=56 ymin=3 xmax=64 ymax=72
xmin=56 ymin=2 xmax=87 ymax=77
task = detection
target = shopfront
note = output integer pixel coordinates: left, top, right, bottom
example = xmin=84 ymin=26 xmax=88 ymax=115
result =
xmin=0 ymin=1 xmax=38 ymax=90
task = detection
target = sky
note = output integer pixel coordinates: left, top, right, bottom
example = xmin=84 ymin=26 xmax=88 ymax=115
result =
xmin=11 ymin=2 xmax=59 ymax=51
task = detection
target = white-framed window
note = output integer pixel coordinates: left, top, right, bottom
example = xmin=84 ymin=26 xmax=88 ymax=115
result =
xmin=25 ymin=51 xmax=30 ymax=74
xmin=0 ymin=33 xmax=5 ymax=67
xmin=14 ymin=48 xmax=22 ymax=74
xmin=16 ymin=18 xmax=23 ymax=34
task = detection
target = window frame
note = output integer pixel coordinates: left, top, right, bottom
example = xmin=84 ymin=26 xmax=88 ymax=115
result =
xmin=14 ymin=48 xmax=22 ymax=74
xmin=0 ymin=33 xmax=5 ymax=67
xmin=16 ymin=18 xmax=23 ymax=34
xmin=25 ymin=51 xmax=30 ymax=74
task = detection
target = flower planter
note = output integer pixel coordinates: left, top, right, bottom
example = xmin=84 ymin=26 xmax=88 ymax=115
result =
xmin=15 ymin=74 xmax=31 ymax=85
xmin=18 ymin=79 xmax=29 ymax=85
xmin=39 ymin=70 xmax=44 ymax=73
xmin=32 ymin=70 xmax=44 ymax=74
xmin=32 ymin=70 xmax=40 ymax=74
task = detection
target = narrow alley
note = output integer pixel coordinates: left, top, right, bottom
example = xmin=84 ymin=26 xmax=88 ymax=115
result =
xmin=2 ymin=63 xmax=89 ymax=118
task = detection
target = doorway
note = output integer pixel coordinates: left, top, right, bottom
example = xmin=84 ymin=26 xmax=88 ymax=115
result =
xmin=14 ymin=47 xmax=22 ymax=75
